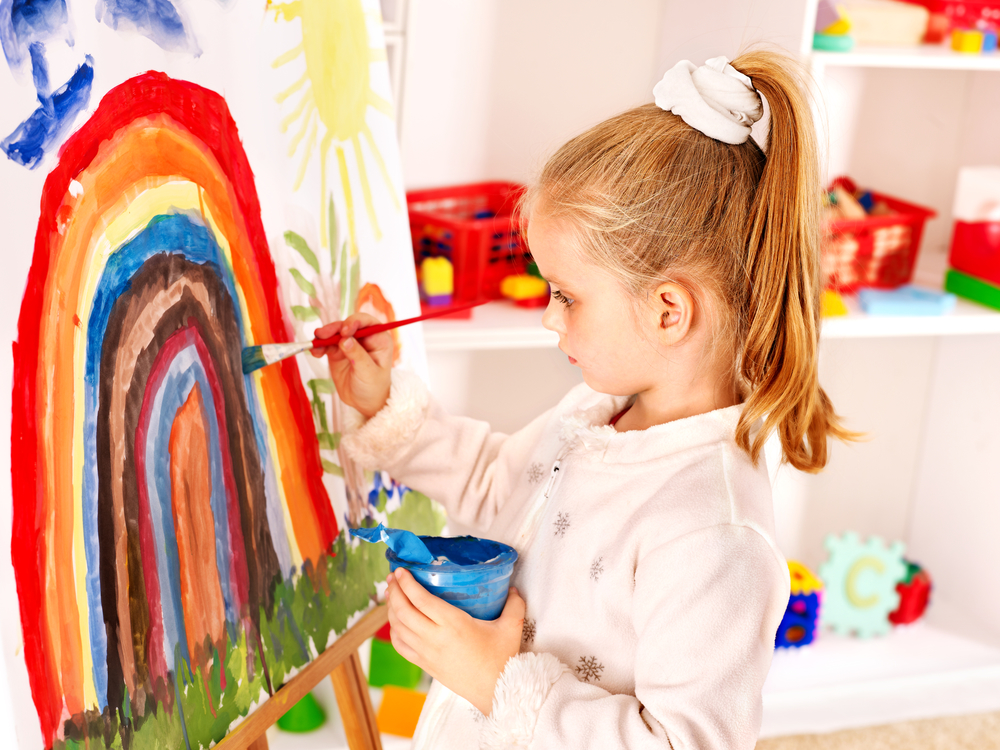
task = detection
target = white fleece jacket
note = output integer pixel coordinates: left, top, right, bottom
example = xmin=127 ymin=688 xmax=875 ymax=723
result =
xmin=343 ymin=370 xmax=790 ymax=750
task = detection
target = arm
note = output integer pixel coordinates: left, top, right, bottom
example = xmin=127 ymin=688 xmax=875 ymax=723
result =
xmin=343 ymin=368 xmax=552 ymax=530
xmin=314 ymin=314 xmax=549 ymax=529
xmin=483 ymin=525 xmax=788 ymax=750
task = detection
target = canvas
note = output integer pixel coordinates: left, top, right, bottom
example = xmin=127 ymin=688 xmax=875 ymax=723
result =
xmin=0 ymin=1 xmax=440 ymax=748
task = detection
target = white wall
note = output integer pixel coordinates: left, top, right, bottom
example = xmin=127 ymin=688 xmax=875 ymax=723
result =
xmin=399 ymin=0 xmax=669 ymax=188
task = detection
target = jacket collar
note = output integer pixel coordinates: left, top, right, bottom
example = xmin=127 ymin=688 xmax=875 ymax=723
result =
xmin=558 ymin=391 xmax=747 ymax=464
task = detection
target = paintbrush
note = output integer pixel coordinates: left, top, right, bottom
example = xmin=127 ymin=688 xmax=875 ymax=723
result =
xmin=241 ymin=299 xmax=489 ymax=374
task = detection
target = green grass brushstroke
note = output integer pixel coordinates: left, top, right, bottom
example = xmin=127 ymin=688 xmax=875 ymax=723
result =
xmin=52 ymin=490 xmax=444 ymax=750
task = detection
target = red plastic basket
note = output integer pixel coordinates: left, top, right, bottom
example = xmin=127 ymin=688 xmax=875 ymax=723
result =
xmin=822 ymin=177 xmax=936 ymax=293
xmin=407 ymin=182 xmax=529 ymax=308
xmin=898 ymin=0 xmax=1000 ymax=29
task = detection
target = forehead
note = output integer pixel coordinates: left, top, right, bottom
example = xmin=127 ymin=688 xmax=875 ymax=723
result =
xmin=525 ymin=213 xmax=590 ymax=285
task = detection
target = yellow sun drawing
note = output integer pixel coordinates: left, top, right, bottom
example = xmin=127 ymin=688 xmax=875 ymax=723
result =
xmin=270 ymin=0 xmax=401 ymax=255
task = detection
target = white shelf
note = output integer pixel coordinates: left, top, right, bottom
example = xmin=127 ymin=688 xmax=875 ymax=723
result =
xmin=422 ymin=302 xmax=558 ymax=352
xmin=761 ymin=619 xmax=1000 ymax=737
xmin=822 ymin=294 xmax=1000 ymax=338
xmin=421 ymin=297 xmax=1000 ymax=352
xmin=813 ymin=45 xmax=1000 ymax=71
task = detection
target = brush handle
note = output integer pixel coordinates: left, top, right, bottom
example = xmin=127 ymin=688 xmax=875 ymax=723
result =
xmin=311 ymin=299 xmax=487 ymax=348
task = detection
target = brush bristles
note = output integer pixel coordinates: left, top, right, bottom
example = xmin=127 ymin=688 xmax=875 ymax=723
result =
xmin=241 ymin=346 xmax=268 ymax=374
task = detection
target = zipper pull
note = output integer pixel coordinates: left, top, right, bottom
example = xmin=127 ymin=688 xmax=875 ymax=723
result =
xmin=543 ymin=460 xmax=561 ymax=498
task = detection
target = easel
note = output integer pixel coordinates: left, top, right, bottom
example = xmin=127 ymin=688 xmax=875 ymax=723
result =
xmin=215 ymin=604 xmax=389 ymax=750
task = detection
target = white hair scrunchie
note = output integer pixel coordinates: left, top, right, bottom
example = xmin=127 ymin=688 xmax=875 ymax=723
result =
xmin=652 ymin=56 xmax=763 ymax=145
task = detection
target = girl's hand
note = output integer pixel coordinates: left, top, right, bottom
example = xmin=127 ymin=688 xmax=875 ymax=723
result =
xmin=385 ymin=568 xmax=525 ymax=716
xmin=311 ymin=313 xmax=393 ymax=418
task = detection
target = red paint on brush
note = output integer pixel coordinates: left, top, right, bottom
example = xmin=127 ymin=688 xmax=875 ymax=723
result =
xmin=311 ymin=299 xmax=489 ymax=348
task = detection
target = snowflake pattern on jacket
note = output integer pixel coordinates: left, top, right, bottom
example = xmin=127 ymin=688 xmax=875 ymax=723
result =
xmin=522 ymin=618 xmax=536 ymax=644
xmin=553 ymin=511 xmax=570 ymax=537
xmin=590 ymin=556 xmax=604 ymax=581
xmin=575 ymin=656 xmax=604 ymax=683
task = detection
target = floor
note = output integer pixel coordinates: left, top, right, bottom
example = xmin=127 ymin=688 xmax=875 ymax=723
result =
xmin=756 ymin=711 xmax=1000 ymax=750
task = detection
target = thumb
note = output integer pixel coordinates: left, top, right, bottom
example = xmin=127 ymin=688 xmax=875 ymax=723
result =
xmin=501 ymin=586 xmax=526 ymax=622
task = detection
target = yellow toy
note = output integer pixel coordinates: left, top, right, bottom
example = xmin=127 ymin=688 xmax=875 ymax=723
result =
xmin=421 ymin=256 xmax=454 ymax=305
xmin=500 ymin=274 xmax=548 ymax=307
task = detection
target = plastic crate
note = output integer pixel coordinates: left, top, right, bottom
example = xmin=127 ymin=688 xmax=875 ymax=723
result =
xmin=822 ymin=177 xmax=936 ymax=293
xmin=407 ymin=182 xmax=529 ymax=307
xmin=949 ymin=220 xmax=1000 ymax=287
xmin=898 ymin=0 xmax=1000 ymax=29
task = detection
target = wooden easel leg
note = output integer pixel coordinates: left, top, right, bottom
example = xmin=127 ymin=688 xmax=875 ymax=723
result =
xmin=247 ymin=733 xmax=269 ymax=750
xmin=331 ymin=650 xmax=382 ymax=750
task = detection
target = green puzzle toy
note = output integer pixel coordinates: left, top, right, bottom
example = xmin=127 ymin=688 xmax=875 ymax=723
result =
xmin=819 ymin=531 xmax=907 ymax=638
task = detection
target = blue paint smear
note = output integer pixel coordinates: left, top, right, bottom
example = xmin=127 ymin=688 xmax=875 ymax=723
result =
xmin=95 ymin=0 xmax=199 ymax=55
xmin=81 ymin=212 xmax=292 ymax=709
xmin=1 ymin=0 xmax=68 ymax=70
xmin=1 ymin=54 xmax=93 ymax=169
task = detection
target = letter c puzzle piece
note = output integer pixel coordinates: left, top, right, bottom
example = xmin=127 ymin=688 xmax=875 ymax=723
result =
xmin=819 ymin=532 xmax=906 ymax=638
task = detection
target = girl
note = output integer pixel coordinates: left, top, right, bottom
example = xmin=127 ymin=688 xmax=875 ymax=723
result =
xmin=314 ymin=49 xmax=851 ymax=750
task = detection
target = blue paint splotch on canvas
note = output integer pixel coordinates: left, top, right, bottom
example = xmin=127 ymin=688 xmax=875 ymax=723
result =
xmin=1 ymin=53 xmax=93 ymax=169
xmin=0 ymin=0 xmax=69 ymax=71
xmin=95 ymin=0 xmax=200 ymax=55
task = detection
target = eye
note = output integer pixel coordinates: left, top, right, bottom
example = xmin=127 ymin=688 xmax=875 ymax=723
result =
xmin=552 ymin=289 xmax=575 ymax=306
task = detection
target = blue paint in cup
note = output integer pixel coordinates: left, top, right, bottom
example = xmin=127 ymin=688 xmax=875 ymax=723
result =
xmin=386 ymin=536 xmax=518 ymax=621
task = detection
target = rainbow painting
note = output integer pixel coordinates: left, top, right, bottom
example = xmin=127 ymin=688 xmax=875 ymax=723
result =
xmin=7 ymin=72 xmax=398 ymax=749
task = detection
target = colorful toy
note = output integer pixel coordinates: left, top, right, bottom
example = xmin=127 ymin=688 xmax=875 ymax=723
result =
xmin=775 ymin=561 xmax=824 ymax=648
xmin=951 ymin=28 xmax=985 ymax=52
xmin=500 ymin=273 xmax=549 ymax=307
xmin=889 ymin=561 xmax=933 ymax=625
xmin=814 ymin=0 xmax=856 ymax=51
xmin=945 ymin=268 xmax=1000 ymax=311
xmin=857 ymin=285 xmax=957 ymax=316
xmin=421 ymin=256 xmax=454 ymax=306
xmin=819 ymin=532 xmax=907 ymax=638
xmin=821 ymin=289 xmax=849 ymax=317
xmin=276 ymin=691 xmax=327 ymax=733
xmin=377 ymin=685 xmax=428 ymax=738
xmin=369 ymin=622 xmax=423 ymax=689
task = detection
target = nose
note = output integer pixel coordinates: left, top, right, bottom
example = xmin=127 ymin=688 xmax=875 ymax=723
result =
xmin=541 ymin=296 xmax=564 ymax=334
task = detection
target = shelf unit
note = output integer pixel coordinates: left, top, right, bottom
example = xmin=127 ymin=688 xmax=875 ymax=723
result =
xmin=420 ymin=0 xmax=1000 ymax=739
xmin=421 ymin=295 xmax=1000 ymax=351
xmin=811 ymin=46 xmax=1000 ymax=72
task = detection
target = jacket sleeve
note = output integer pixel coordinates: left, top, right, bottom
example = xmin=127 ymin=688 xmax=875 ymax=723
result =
xmin=342 ymin=368 xmax=554 ymax=531
xmin=481 ymin=524 xmax=789 ymax=750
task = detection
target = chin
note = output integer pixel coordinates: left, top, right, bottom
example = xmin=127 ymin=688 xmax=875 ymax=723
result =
xmin=581 ymin=372 xmax=632 ymax=398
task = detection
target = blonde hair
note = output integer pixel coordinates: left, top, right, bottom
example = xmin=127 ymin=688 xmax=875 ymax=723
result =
xmin=525 ymin=49 xmax=854 ymax=473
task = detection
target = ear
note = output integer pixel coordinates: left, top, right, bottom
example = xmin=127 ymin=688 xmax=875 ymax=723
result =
xmin=653 ymin=282 xmax=695 ymax=344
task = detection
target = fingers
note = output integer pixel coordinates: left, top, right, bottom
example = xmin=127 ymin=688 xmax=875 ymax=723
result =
xmin=393 ymin=568 xmax=460 ymax=627
xmin=386 ymin=570 xmax=436 ymax=634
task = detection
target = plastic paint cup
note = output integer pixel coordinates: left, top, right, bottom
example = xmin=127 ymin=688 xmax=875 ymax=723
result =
xmin=386 ymin=535 xmax=518 ymax=621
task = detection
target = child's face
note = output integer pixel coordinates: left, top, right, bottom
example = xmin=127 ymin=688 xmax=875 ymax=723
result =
xmin=528 ymin=213 xmax=664 ymax=397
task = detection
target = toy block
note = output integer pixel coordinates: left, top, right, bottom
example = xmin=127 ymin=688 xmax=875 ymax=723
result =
xmin=376 ymin=686 xmax=427 ymax=738
xmin=369 ymin=633 xmax=422 ymax=689
xmin=819 ymin=532 xmax=906 ymax=638
xmin=857 ymin=285 xmax=956 ymax=316
xmin=420 ymin=256 xmax=454 ymax=306
xmin=821 ymin=289 xmax=849 ymax=317
xmin=945 ymin=268 xmax=1000 ymax=312
xmin=276 ymin=691 xmax=327 ymax=733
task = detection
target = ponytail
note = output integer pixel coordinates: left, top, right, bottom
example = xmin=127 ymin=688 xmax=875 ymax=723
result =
xmin=732 ymin=50 xmax=855 ymax=473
